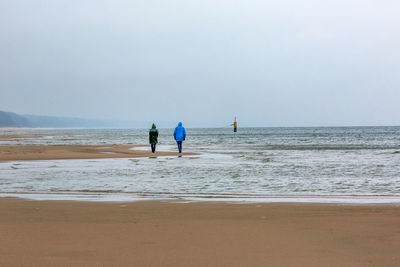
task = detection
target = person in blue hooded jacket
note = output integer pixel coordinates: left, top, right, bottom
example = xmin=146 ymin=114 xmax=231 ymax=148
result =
xmin=173 ymin=122 xmax=186 ymax=153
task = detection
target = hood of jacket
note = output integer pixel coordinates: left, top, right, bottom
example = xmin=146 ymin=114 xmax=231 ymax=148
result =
xmin=152 ymin=123 xmax=157 ymax=129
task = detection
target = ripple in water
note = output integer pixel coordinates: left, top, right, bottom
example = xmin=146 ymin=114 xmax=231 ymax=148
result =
xmin=1 ymin=127 xmax=400 ymax=203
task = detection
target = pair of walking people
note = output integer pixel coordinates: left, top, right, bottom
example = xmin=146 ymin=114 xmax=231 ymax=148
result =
xmin=149 ymin=122 xmax=186 ymax=153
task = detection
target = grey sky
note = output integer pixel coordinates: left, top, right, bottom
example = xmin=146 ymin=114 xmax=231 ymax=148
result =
xmin=1 ymin=0 xmax=399 ymax=127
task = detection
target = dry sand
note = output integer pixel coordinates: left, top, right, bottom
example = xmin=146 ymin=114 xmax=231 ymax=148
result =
xmin=0 ymin=198 xmax=399 ymax=266
xmin=0 ymin=144 xmax=194 ymax=161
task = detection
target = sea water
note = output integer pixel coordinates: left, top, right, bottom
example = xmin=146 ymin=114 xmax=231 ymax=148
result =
xmin=1 ymin=127 xmax=400 ymax=203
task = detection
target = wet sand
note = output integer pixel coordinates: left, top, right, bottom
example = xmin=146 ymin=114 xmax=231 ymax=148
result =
xmin=0 ymin=144 xmax=195 ymax=161
xmin=0 ymin=134 xmax=47 ymax=139
xmin=0 ymin=198 xmax=399 ymax=266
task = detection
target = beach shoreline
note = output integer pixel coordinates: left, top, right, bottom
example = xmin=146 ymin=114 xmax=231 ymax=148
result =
xmin=2 ymin=192 xmax=400 ymax=204
xmin=0 ymin=198 xmax=399 ymax=266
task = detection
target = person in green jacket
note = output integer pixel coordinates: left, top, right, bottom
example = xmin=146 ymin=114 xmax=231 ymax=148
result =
xmin=149 ymin=123 xmax=159 ymax=153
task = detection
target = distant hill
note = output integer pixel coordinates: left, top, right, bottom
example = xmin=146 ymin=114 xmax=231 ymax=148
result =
xmin=0 ymin=111 xmax=33 ymax=127
xmin=0 ymin=110 xmax=143 ymax=128
xmin=24 ymin=114 xmax=114 ymax=128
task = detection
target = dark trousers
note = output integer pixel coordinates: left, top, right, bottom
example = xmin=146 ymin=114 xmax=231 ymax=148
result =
xmin=151 ymin=144 xmax=156 ymax=153
xmin=177 ymin=141 xmax=182 ymax=153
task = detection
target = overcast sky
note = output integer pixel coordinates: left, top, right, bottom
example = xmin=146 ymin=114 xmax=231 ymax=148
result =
xmin=1 ymin=0 xmax=399 ymax=127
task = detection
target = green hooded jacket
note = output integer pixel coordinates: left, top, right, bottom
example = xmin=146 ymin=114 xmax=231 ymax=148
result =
xmin=149 ymin=123 xmax=159 ymax=144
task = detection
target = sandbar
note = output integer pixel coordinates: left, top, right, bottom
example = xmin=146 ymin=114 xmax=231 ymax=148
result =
xmin=0 ymin=134 xmax=47 ymax=139
xmin=0 ymin=144 xmax=195 ymax=161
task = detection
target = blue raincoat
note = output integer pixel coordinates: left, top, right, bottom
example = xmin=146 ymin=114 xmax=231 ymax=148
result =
xmin=173 ymin=122 xmax=186 ymax=141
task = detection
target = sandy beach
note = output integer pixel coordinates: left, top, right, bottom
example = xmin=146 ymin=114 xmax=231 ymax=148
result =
xmin=0 ymin=198 xmax=399 ymax=266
